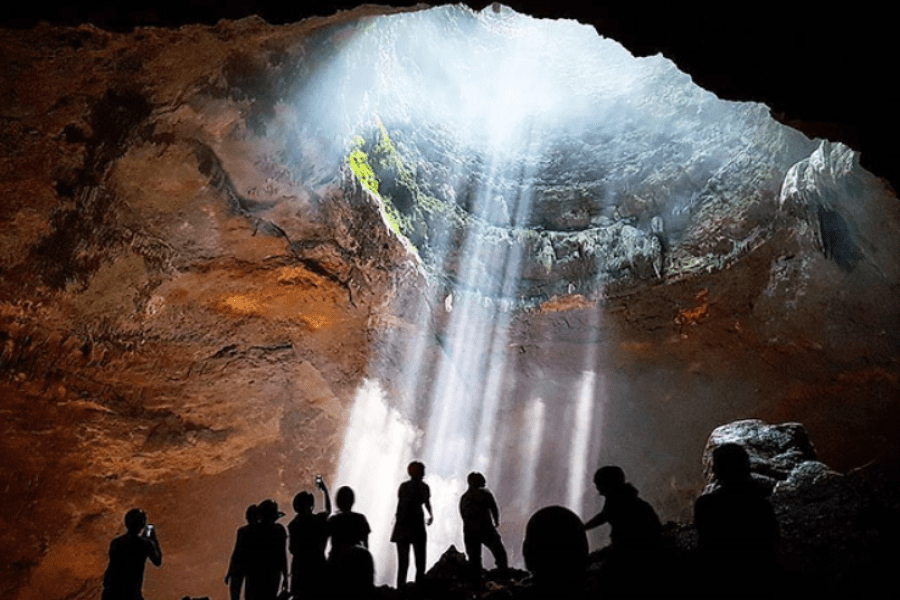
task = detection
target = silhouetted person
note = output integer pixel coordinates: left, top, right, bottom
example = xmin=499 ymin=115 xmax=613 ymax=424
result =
xmin=102 ymin=508 xmax=162 ymax=600
xmin=244 ymin=499 xmax=288 ymax=600
xmin=583 ymin=466 xmax=663 ymax=597
xmin=391 ymin=460 xmax=433 ymax=588
xmin=694 ymin=443 xmax=779 ymax=597
xmin=522 ymin=506 xmax=588 ymax=599
xmin=226 ymin=504 xmax=260 ymax=600
xmin=459 ymin=471 xmax=508 ymax=579
xmin=584 ymin=466 xmax=662 ymax=555
xmin=288 ymin=477 xmax=332 ymax=600
xmin=327 ymin=486 xmax=370 ymax=561
xmin=328 ymin=544 xmax=376 ymax=599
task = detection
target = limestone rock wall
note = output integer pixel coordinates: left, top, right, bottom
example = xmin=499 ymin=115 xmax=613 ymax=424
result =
xmin=0 ymin=14 xmax=420 ymax=599
xmin=0 ymin=7 xmax=898 ymax=600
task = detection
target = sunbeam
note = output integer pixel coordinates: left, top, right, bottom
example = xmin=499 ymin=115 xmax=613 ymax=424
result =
xmin=303 ymin=2 xmax=819 ymax=584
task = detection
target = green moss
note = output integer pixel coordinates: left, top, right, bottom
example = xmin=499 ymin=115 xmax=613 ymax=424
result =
xmin=372 ymin=121 xmax=404 ymax=170
xmin=382 ymin=199 xmax=406 ymax=236
xmin=346 ymin=121 xmax=486 ymax=265
xmin=348 ymin=148 xmax=379 ymax=195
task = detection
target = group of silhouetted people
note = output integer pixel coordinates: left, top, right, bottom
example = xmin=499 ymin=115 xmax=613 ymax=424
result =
xmin=520 ymin=445 xmax=779 ymax=599
xmin=216 ymin=462 xmax=510 ymax=599
xmin=103 ymin=443 xmax=779 ymax=599
xmin=223 ymin=479 xmax=374 ymax=600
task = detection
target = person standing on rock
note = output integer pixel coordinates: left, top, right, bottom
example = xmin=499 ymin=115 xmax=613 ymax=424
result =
xmin=288 ymin=476 xmax=332 ymax=600
xmin=391 ymin=460 xmax=433 ymax=589
xmin=459 ymin=471 xmax=508 ymax=579
xmin=102 ymin=508 xmax=162 ymax=600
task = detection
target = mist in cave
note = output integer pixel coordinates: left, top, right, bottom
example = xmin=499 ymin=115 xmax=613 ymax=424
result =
xmin=263 ymin=4 xmax=822 ymax=582
xmin=3 ymin=3 xmax=898 ymax=598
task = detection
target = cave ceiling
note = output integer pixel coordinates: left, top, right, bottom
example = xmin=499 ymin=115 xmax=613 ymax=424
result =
xmin=0 ymin=3 xmax=898 ymax=599
xmin=6 ymin=1 xmax=898 ymax=191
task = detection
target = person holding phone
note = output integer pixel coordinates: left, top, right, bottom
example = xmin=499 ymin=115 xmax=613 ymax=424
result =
xmin=288 ymin=476 xmax=332 ymax=599
xmin=102 ymin=508 xmax=162 ymax=600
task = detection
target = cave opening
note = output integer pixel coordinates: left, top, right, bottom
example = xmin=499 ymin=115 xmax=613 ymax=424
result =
xmin=2 ymin=3 xmax=898 ymax=598
xmin=261 ymin=3 xmax=847 ymax=582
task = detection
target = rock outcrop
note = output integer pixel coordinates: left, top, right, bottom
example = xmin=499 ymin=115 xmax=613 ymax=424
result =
xmin=694 ymin=419 xmax=897 ymax=598
xmin=701 ymin=419 xmax=819 ymax=492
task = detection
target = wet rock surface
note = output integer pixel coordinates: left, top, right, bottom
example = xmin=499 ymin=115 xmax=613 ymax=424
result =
xmin=0 ymin=6 xmax=898 ymax=600
xmin=701 ymin=419 xmax=819 ymax=493
xmin=329 ymin=9 xmax=819 ymax=302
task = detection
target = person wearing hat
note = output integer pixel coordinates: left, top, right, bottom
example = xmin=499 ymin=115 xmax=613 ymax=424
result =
xmin=243 ymin=499 xmax=288 ymax=600
xmin=102 ymin=508 xmax=162 ymax=600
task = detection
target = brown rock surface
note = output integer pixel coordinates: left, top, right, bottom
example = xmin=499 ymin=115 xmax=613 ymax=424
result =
xmin=0 ymin=15 xmax=401 ymax=599
xmin=1 ymin=6 xmax=898 ymax=600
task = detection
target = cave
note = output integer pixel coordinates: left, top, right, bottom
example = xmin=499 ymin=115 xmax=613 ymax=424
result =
xmin=1 ymin=3 xmax=898 ymax=599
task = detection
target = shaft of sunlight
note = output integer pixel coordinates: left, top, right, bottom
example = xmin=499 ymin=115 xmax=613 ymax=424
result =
xmin=328 ymin=4 xmax=638 ymax=582
xmin=566 ymin=370 xmax=597 ymax=511
xmin=335 ymin=379 xmax=418 ymax=585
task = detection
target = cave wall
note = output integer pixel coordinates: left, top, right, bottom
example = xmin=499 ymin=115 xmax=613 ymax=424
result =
xmin=0 ymin=14 xmax=415 ymax=598
xmin=0 ymin=5 xmax=898 ymax=599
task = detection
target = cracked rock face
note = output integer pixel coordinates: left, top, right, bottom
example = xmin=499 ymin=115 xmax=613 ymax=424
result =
xmin=1 ymin=5 xmax=898 ymax=600
xmin=298 ymin=6 xmax=820 ymax=302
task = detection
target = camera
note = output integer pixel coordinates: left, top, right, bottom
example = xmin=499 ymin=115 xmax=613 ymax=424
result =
xmin=145 ymin=524 xmax=155 ymax=537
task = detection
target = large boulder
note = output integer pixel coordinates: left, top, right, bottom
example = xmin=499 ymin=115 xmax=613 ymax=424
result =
xmin=701 ymin=419 xmax=820 ymax=492
xmin=698 ymin=419 xmax=896 ymax=597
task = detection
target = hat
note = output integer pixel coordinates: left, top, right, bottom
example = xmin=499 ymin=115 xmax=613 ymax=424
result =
xmin=258 ymin=499 xmax=285 ymax=522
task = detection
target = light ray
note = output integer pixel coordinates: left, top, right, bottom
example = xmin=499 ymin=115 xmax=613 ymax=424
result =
xmin=318 ymin=2 xmax=786 ymax=583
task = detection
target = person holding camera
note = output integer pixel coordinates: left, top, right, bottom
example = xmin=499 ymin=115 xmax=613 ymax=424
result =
xmin=102 ymin=508 xmax=162 ymax=600
xmin=288 ymin=476 xmax=332 ymax=600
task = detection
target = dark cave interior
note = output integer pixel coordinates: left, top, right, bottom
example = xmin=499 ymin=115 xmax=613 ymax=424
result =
xmin=1 ymin=3 xmax=898 ymax=599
